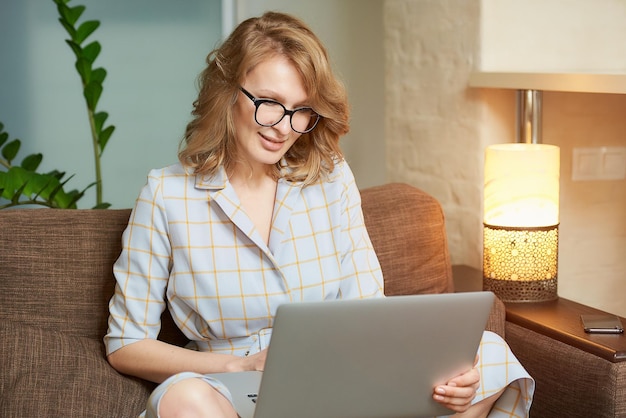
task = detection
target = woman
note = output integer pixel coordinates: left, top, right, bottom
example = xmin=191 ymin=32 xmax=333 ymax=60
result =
xmin=105 ymin=11 xmax=533 ymax=418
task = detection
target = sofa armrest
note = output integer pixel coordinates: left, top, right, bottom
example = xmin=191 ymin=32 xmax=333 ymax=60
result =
xmin=452 ymin=264 xmax=626 ymax=417
xmin=452 ymin=265 xmax=505 ymax=338
xmin=506 ymin=322 xmax=626 ymax=417
xmin=505 ymin=299 xmax=626 ymax=417
xmin=0 ymin=320 xmax=152 ymax=417
xmin=485 ymin=297 xmax=506 ymax=338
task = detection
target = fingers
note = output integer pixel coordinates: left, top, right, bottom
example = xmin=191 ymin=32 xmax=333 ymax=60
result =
xmin=433 ymin=367 xmax=480 ymax=412
xmin=448 ymin=365 xmax=480 ymax=388
xmin=433 ymin=382 xmax=478 ymax=411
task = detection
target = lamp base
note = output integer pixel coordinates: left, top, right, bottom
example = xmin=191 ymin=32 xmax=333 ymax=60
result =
xmin=483 ymin=276 xmax=558 ymax=303
xmin=483 ymin=223 xmax=559 ymax=303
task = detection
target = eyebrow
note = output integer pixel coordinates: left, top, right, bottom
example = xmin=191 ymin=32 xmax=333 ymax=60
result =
xmin=252 ymin=88 xmax=312 ymax=109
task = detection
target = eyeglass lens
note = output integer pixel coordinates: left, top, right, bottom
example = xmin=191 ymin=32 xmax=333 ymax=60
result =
xmin=240 ymin=87 xmax=320 ymax=134
xmin=255 ymin=101 xmax=319 ymax=133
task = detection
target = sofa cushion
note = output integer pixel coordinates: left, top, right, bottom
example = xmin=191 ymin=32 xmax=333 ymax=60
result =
xmin=0 ymin=319 xmax=152 ymax=417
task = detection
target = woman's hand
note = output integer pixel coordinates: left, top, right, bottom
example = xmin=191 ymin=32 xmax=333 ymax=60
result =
xmin=226 ymin=348 xmax=268 ymax=372
xmin=432 ymin=356 xmax=480 ymax=413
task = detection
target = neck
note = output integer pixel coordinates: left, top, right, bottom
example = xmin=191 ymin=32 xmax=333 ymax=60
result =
xmin=227 ymin=161 xmax=276 ymax=188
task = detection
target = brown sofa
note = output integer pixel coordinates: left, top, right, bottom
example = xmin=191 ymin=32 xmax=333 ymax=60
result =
xmin=0 ymin=182 xmax=609 ymax=417
xmin=1 ymin=182 xmax=501 ymax=416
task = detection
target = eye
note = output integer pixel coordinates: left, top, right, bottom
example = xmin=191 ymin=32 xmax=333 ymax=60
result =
xmin=261 ymin=100 xmax=283 ymax=108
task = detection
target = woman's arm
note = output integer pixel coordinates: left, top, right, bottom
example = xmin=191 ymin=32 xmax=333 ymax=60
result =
xmin=107 ymin=340 xmax=267 ymax=384
xmin=105 ymin=167 xmax=270 ymax=383
xmin=336 ymin=162 xmax=384 ymax=299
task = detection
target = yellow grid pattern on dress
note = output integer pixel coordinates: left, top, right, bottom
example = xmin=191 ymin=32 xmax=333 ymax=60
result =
xmin=475 ymin=331 xmax=534 ymax=417
xmin=105 ymin=161 xmax=384 ymax=356
xmin=105 ymin=161 xmax=534 ymax=416
xmin=432 ymin=331 xmax=534 ymax=418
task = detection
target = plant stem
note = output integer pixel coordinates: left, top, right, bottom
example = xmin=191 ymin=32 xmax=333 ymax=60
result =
xmin=86 ymin=106 xmax=102 ymax=205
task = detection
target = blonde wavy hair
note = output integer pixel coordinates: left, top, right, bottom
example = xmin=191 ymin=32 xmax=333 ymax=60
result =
xmin=178 ymin=11 xmax=350 ymax=185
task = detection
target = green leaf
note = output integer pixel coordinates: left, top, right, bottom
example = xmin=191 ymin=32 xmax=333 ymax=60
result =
xmin=65 ymin=40 xmax=82 ymax=58
xmin=82 ymin=41 xmax=101 ymax=63
xmin=0 ymin=131 xmax=8 ymax=147
xmin=65 ymin=5 xmax=86 ymax=26
xmin=91 ymin=67 xmax=107 ymax=84
xmin=1 ymin=139 xmax=21 ymax=163
xmin=21 ymin=171 xmax=54 ymax=198
xmin=11 ymin=181 xmax=29 ymax=204
xmin=46 ymin=180 xmax=66 ymax=202
xmin=57 ymin=3 xmax=85 ymax=26
xmin=21 ymin=153 xmax=43 ymax=171
xmin=0 ymin=167 xmax=44 ymax=202
xmin=55 ymin=3 xmax=70 ymax=22
xmin=52 ymin=176 xmax=88 ymax=208
xmin=75 ymin=20 xmax=100 ymax=44
xmin=84 ymin=81 xmax=103 ymax=110
xmin=0 ymin=122 xmax=4 ymax=132
xmin=80 ymin=181 xmax=98 ymax=194
xmin=46 ymin=169 xmax=66 ymax=180
xmin=33 ymin=171 xmax=77 ymax=209
xmin=75 ymin=57 xmax=92 ymax=84
xmin=63 ymin=190 xmax=84 ymax=208
xmin=93 ymin=202 xmax=111 ymax=209
xmin=0 ymin=171 xmax=13 ymax=200
xmin=98 ymin=125 xmax=115 ymax=151
xmin=57 ymin=17 xmax=76 ymax=38
xmin=93 ymin=111 xmax=109 ymax=133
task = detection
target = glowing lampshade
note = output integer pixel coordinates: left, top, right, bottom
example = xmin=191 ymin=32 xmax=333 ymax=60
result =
xmin=483 ymin=143 xmax=560 ymax=302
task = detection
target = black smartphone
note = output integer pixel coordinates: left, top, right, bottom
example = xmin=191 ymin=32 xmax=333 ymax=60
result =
xmin=581 ymin=314 xmax=624 ymax=334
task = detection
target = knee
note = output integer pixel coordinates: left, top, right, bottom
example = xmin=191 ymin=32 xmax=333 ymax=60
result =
xmin=158 ymin=377 xmax=236 ymax=418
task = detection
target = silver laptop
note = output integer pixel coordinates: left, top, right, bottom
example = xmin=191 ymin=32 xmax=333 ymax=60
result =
xmin=208 ymin=291 xmax=494 ymax=418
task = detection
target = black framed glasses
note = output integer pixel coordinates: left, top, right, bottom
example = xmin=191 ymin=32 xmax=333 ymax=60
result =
xmin=240 ymin=87 xmax=321 ymax=134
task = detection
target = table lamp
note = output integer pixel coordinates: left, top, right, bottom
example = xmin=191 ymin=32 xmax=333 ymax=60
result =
xmin=483 ymin=143 xmax=560 ymax=302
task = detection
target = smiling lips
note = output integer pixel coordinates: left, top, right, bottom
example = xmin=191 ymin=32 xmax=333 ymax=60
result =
xmin=259 ymin=132 xmax=288 ymax=151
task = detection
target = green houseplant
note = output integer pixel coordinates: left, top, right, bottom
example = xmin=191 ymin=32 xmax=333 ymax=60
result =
xmin=0 ymin=0 xmax=114 ymax=209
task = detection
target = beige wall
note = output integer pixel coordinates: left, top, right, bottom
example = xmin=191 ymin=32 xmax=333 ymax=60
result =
xmin=545 ymin=92 xmax=626 ymax=317
xmin=384 ymin=0 xmax=626 ymax=316
xmin=385 ymin=0 xmax=486 ymax=265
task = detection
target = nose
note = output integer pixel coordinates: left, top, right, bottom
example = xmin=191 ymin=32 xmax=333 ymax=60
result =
xmin=273 ymin=114 xmax=293 ymax=135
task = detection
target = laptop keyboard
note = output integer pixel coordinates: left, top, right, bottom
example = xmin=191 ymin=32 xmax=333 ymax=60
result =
xmin=247 ymin=393 xmax=258 ymax=404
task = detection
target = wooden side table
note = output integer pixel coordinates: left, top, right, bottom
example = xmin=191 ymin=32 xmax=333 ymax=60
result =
xmin=453 ymin=265 xmax=626 ymax=416
xmin=452 ymin=264 xmax=626 ymax=362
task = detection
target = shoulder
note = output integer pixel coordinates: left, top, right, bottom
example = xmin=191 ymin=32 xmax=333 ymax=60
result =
xmin=325 ymin=158 xmax=356 ymax=186
xmin=143 ymin=163 xmax=195 ymax=189
xmin=328 ymin=159 xmax=359 ymax=198
xmin=300 ymin=159 xmax=359 ymax=203
xmin=146 ymin=162 xmax=189 ymax=180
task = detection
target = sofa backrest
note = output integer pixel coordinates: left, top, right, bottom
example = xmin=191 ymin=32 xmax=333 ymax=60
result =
xmin=0 ymin=183 xmax=452 ymax=343
xmin=0 ymin=208 xmax=132 ymax=341
xmin=361 ymin=183 xmax=453 ymax=296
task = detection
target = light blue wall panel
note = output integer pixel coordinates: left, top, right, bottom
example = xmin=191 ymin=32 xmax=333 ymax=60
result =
xmin=0 ymin=0 xmax=222 ymax=208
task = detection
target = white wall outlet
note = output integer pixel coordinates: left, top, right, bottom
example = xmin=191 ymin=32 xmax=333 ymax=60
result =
xmin=572 ymin=147 xmax=626 ymax=181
